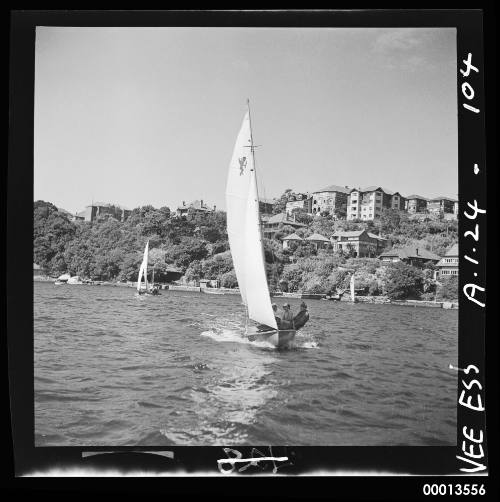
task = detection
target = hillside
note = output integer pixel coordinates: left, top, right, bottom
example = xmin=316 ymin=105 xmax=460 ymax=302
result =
xmin=33 ymin=200 xmax=458 ymax=300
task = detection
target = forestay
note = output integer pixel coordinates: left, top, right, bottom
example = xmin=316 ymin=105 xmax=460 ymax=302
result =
xmin=226 ymin=110 xmax=277 ymax=330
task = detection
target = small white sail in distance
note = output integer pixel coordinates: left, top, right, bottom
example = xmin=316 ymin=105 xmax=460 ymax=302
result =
xmin=225 ymin=108 xmax=277 ymax=330
xmin=137 ymin=240 xmax=149 ymax=292
xmin=350 ymin=273 xmax=355 ymax=302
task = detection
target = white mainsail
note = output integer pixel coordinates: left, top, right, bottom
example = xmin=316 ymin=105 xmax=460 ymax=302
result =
xmin=226 ymin=109 xmax=277 ymax=330
xmin=137 ymin=240 xmax=149 ymax=292
xmin=350 ymin=273 xmax=355 ymax=302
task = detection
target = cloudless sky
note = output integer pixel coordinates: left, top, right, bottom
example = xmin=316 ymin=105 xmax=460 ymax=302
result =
xmin=35 ymin=27 xmax=458 ymax=214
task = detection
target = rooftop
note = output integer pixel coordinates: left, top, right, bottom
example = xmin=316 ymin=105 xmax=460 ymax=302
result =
xmin=263 ymin=213 xmax=307 ymax=226
xmin=314 ymin=185 xmax=351 ymax=194
xmin=306 ymin=233 xmax=330 ymax=242
xmin=282 ymin=232 xmax=303 ymax=241
xmin=405 ymin=194 xmax=429 ymax=201
xmin=332 ymin=230 xmax=366 ymax=238
xmin=379 ymin=246 xmax=441 ymax=261
xmin=429 ymin=196 xmax=457 ymax=202
xmin=360 ymin=186 xmax=394 ymax=195
xmin=178 ymin=200 xmax=214 ymax=211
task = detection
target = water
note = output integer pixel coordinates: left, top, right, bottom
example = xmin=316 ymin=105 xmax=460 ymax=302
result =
xmin=34 ymin=282 xmax=458 ymax=446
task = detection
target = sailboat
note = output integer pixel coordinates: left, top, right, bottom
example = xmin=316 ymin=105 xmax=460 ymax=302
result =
xmin=226 ymin=100 xmax=295 ymax=349
xmin=136 ymin=240 xmax=160 ymax=295
xmin=137 ymin=240 xmax=150 ymax=294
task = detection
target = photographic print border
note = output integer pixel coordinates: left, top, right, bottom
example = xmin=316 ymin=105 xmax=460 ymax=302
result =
xmin=7 ymin=8 xmax=495 ymax=498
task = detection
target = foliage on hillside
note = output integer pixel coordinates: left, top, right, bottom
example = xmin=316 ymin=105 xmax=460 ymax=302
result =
xmin=34 ymin=200 xmax=457 ymax=299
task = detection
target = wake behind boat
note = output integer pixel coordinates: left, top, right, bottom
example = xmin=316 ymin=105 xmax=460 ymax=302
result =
xmin=225 ymin=101 xmax=308 ymax=349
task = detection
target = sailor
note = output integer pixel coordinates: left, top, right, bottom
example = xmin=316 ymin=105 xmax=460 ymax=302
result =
xmin=293 ymin=302 xmax=309 ymax=330
xmin=272 ymin=303 xmax=281 ymax=328
xmin=280 ymin=303 xmax=295 ymax=330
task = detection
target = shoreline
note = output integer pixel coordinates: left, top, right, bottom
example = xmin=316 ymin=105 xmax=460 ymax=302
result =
xmin=34 ymin=277 xmax=458 ymax=308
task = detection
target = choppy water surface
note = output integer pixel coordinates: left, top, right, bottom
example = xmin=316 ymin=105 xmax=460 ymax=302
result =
xmin=34 ymin=282 xmax=458 ymax=446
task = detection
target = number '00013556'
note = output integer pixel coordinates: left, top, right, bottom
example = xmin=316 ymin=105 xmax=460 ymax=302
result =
xmin=423 ymin=484 xmax=485 ymax=496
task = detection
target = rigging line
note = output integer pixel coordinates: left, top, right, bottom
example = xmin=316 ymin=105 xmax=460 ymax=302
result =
xmin=246 ymin=100 xmax=278 ymax=289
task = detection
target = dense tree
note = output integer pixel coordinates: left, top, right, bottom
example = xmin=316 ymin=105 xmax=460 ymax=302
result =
xmin=220 ymin=270 xmax=238 ymax=288
xmin=291 ymin=207 xmax=313 ymax=225
xmin=34 ymin=201 xmax=76 ymax=275
xmin=437 ymin=276 xmax=458 ymax=301
xmin=384 ymin=262 xmax=424 ymax=300
xmin=376 ymin=208 xmax=408 ymax=234
xmin=164 ymin=237 xmax=209 ymax=270
xmin=200 ymin=251 xmax=234 ymax=281
xmin=34 ymin=199 xmax=457 ymax=301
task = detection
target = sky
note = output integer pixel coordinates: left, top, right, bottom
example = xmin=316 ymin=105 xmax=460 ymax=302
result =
xmin=34 ymin=27 xmax=458 ymax=214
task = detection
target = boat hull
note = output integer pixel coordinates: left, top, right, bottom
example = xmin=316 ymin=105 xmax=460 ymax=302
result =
xmin=246 ymin=329 xmax=296 ymax=349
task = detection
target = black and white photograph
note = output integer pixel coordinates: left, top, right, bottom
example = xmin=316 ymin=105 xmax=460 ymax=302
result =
xmin=8 ymin=9 xmax=491 ymax=485
xmin=32 ymin=24 xmax=461 ymax=448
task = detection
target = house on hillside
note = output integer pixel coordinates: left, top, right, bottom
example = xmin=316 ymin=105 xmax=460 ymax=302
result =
xmin=285 ymin=193 xmax=313 ymax=215
xmin=378 ymin=246 xmax=441 ymax=267
xmin=262 ymin=213 xmax=307 ymax=239
xmin=436 ymin=243 xmax=459 ymax=278
xmin=331 ymin=229 xmax=387 ymax=258
xmin=281 ymin=232 xmax=304 ymax=249
xmin=305 ymin=233 xmax=330 ymax=250
xmin=177 ymin=199 xmax=216 ymax=218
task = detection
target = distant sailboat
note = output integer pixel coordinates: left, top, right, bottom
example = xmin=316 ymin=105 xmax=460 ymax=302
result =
xmin=226 ymin=101 xmax=295 ymax=349
xmin=137 ymin=240 xmax=150 ymax=294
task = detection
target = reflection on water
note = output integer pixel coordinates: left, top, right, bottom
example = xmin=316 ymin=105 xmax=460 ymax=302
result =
xmin=34 ymin=283 xmax=458 ymax=446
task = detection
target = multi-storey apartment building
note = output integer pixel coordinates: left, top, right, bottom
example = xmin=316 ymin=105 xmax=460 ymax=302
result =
xmin=347 ymin=186 xmax=397 ymax=221
xmin=311 ymin=185 xmax=351 ymax=217
xmin=427 ymin=196 xmax=456 ymax=216
xmin=390 ymin=192 xmax=406 ymax=211
xmin=405 ymin=195 xmax=429 ymax=214
xmin=285 ymin=193 xmax=313 ymax=215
